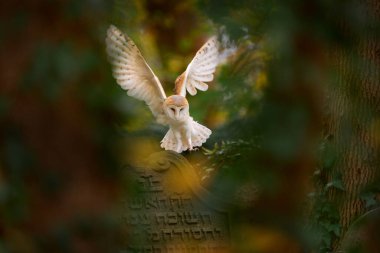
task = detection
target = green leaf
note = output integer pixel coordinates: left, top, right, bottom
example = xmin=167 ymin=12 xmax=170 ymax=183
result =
xmin=360 ymin=192 xmax=377 ymax=208
xmin=331 ymin=225 xmax=340 ymax=237
xmin=321 ymin=142 xmax=336 ymax=170
xmin=321 ymin=234 xmax=331 ymax=246
xmin=325 ymin=180 xmax=345 ymax=191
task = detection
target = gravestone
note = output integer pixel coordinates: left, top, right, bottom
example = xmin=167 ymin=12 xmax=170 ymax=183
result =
xmin=120 ymin=151 xmax=231 ymax=253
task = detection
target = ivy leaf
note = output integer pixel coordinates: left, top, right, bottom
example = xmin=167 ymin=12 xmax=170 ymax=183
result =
xmin=326 ymin=223 xmax=340 ymax=237
xmin=360 ymin=192 xmax=377 ymax=208
xmin=325 ymin=180 xmax=345 ymax=191
xmin=322 ymin=144 xmax=336 ymax=170
xmin=332 ymin=225 xmax=340 ymax=237
xmin=321 ymin=234 xmax=331 ymax=246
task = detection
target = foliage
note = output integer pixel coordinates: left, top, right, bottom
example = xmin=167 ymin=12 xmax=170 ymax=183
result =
xmin=309 ymin=137 xmax=344 ymax=252
xmin=360 ymin=183 xmax=380 ymax=209
xmin=200 ymin=139 xmax=258 ymax=181
xmin=1 ymin=0 xmax=379 ymax=252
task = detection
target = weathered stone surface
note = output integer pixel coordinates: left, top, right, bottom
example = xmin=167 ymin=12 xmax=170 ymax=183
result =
xmin=120 ymin=151 xmax=230 ymax=253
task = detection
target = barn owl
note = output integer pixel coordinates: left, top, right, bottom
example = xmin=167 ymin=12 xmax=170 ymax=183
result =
xmin=106 ymin=25 xmax=219 ymax=153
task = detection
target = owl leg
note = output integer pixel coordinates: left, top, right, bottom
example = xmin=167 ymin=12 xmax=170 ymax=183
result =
xmin=185 ymin=129 xmax=193 ymax=151
xmin=174 ymin=132 xmax=182 ymax=153
xmin=188 ymin=138 xmax=193 ymax=151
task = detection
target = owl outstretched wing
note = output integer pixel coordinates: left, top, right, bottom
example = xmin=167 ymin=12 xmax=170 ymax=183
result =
xmin=174 ymin=36 xmax=219 ymax=96
xmin=106 ymin=25 xmax=167 ymax=122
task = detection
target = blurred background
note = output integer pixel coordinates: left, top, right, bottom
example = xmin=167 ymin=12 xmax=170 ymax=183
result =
xmin=0 ymin=0 xmax=379 ymax=252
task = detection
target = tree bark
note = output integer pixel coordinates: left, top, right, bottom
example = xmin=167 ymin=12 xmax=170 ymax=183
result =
xmin=325 ymin=0 xmax=380 ymax=250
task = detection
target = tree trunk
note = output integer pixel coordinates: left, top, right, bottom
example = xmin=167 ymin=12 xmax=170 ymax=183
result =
xmin=324 ymin=0 xmax=380 ymax=251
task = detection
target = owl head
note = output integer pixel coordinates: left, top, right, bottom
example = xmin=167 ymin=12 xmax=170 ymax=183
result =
xmin=163 ymin=95 xmax=189 ymax=121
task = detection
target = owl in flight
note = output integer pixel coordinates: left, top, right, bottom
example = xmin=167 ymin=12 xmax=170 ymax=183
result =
xmin=106 ymin=25 xmax=219 ymax=153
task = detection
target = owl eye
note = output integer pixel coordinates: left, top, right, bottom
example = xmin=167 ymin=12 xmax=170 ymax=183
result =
xmin=179 ymin=108 xmax=184 ymax=112
xmin=170 ymin=108 xmax=176 ymax=114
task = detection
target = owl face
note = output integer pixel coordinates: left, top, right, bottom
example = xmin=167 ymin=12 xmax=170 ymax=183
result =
xmin=163 ymin=95 xmax=189 ymax=121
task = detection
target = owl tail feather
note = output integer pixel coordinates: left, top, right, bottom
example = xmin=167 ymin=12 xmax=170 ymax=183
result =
xmin=160 ymin=129 xmax=178 ymax=152
xmin=160 ymin=121 xmax=211 ymax=153
xmin=191 ymin=121 xmax=212 ymax=149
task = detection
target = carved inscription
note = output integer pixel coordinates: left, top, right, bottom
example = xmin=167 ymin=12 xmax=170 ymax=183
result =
xmin=146 ymin=227 xmax=222 ymax=241
xmin=121 ymin=156 xmax=230 ymax=253
xmin=125 ymin=194 xmax=193 ymax=211
xmin=122 ymin=244 xmax=228 ymax=253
